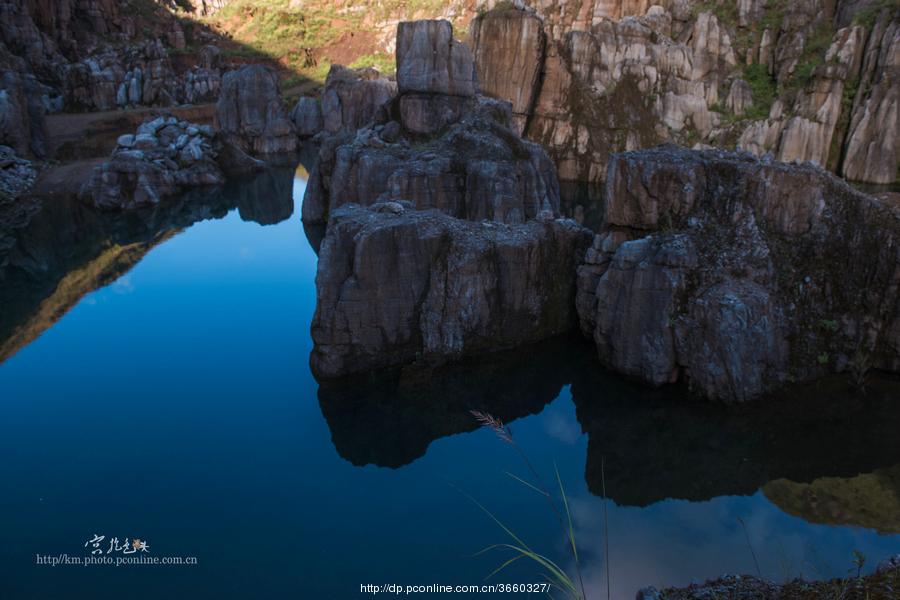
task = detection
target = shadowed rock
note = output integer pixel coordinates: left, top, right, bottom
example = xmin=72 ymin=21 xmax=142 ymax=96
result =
xmin=216 ymin=65 xmax=297 ymax=155
xmin=577 ymin=145 xmax=900 ymax=402
xmin=302 ymin=96 xmax=561 ymax=225
xmin=310 ymin=202 xmax=591 ymax=378
xmin=320 ymin=65 xmax=396 ymax=135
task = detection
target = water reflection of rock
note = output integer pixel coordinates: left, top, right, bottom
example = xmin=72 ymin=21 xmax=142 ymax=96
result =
xmin=573 ymin=370 xmax=900 ymax=507
xmin=763 ymin=464 xmax=900 ymax=534
xmin=230 ymin=168 xmax=295 ymax=226
xmin=318 ymin=334 xmax=591 ymax=468
xmin=0 ymin=168 xmax=297 ymax=363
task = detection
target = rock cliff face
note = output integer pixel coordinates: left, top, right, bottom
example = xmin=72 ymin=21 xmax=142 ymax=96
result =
xmin=469 ymin=2 xmax=900 ymax=185
xmin=311 ymin=203 xmax=591 ymax=378
xmin=576 ymin=145 xmax=900 ymax=401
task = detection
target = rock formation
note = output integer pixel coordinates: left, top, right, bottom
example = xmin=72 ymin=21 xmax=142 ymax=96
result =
xmin=81 ymin=116 xmax=225 ymax=210
xmin=311 ymin=203 xmax=591 ymax=378
xmin=468 ymin=2 xmax=900 ymax=185
xmin=302 ymin=94 xmax=561 ymax=225
xmin=308 ymin=20 xmax=592 ymax=379
xmin=576 ymin=145 xmax=900 ymax=401
xmin=215 ymin=65 xmax=298 ymax=155
xmin=320 ymin=65 xmax=396 ymax=136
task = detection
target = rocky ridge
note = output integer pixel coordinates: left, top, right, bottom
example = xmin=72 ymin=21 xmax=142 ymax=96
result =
xmin=469 ymin=1 xmax=899 ymax=185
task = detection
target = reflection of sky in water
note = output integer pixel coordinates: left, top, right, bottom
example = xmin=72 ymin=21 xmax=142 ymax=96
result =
xmin=0 ymin=171 xmax=896 ymax=599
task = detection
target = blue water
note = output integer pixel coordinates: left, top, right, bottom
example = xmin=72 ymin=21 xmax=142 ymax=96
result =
xmin=0 ymin=168 xmax=897 ymax=599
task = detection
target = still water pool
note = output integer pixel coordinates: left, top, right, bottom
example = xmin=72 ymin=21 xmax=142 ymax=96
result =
xmin=0 ymin=167 xmax=897 ymax=599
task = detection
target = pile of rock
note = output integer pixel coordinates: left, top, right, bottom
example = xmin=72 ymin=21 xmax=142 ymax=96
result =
xmin=81 ymin=115 xmax=224 ymax=210
xmin=576 ymin=144 xmax=900 ymax=402
xmin=0 ymin=145 xmax=36 ymax=199
xmin=308 ymin=20 xmax=592 ymax=379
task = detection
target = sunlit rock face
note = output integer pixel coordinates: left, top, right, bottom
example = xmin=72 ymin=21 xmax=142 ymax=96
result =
xmin=468 ymin=1 xmax=900 ymax=185
xmin=576 ymin=145 xmax=900 ymax=402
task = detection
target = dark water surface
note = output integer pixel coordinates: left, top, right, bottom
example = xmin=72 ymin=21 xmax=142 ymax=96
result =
xmin=1 ymin=168 xmax=898 ymax=599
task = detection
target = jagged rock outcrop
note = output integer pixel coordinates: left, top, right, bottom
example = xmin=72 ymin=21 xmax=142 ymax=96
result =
xmin=183 ymin=45 xmax=223 ymax=105
xmin=840 ymin=13 xmax=899 ymax=184
xmin=303 ymin=20 xmax=561 ymax=227
xmin=318 ymin=65 xmax=396 ymax=136
xmin=469 ymin=2 xmax=900 ymax=185
xmin=81 ymin=116 xmax=224 ymax=210
xmin=311 ymin=203 xmax=591 ymax=378
xmin=576 ymin=145 xmax=900 ymax=401
xmin=308 ymin=19 xmax=593 ymax=379
xmin=215 ymin=64 xmax=297 ymax=155
xmin=302 ymin=95 xmax=561 ymax=225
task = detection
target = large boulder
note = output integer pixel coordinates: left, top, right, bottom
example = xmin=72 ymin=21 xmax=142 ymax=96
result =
xmin=310 ymin=202 xmax=592 ymax=378
xmin=577 ymin=145 xmax=900 ymax=401
xmin=215 ymin=64 xmax=297 ymax=155
xmin=318 ymin=65 xmax=396 ymax=135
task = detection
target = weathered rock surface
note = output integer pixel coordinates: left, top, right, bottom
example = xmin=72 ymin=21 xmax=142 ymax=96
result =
xmin=216 ymin=65 xmax=297 ymax=155
xmin=469 ymin=7 xmax=545 ymax=134
xmin=577 ymin=145 xmax=900 ymax=401
xmin=303 ymin=95 xmax=561 ymax=225
xmin=318 ymin=65 xmax=396 ymax=135
xmin=396 ymin=19 xmax=476 ymax=98
xmin=0 ymin=68 xmax=46 ymax=158
xmin=291 ymin=96 xmax=323 ymax=138
xmin=469 ymin=2 xmax=900 ymax=185
xmin=303 ymin=20 xmax=561 ymax=227
xmin=81 ymin=116 xmax=224 ymax=210
xmin=310 ymin=203 xmax=592 ymax=378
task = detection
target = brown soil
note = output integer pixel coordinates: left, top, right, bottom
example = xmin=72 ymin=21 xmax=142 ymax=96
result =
xmin=320 ymin=29 xmax=378 ymax=67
